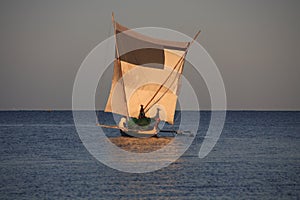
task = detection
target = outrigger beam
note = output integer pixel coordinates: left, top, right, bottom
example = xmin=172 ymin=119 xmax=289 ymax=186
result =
xmin=96 ymin=123 xmax=119 ymax=129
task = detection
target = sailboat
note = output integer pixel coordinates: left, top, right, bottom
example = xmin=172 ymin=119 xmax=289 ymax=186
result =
xmin=100 ymin=13 xmax=200 ymax=138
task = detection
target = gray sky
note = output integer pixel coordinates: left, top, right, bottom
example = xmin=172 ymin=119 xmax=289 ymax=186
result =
xmin=0 ymin=0 xmax=299 ymax=110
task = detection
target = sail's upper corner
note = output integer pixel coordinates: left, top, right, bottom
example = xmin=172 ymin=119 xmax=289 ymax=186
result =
xmin=114 ymin=21 xmax=189 ymax=50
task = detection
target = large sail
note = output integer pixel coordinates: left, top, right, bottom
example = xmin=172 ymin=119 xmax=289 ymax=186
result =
xmin=105 ymin=20 xmax=189 ymax=124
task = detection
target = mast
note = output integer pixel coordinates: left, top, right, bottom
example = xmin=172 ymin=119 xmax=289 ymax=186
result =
xmin=112 ymin=12 xmax=130 ymax=119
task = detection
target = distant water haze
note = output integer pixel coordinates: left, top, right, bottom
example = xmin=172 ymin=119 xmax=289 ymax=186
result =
xmin=0 ymin=0 xmax=299 ymax=110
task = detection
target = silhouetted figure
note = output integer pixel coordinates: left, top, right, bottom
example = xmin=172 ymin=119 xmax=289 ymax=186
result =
xmin=154 ymin=108 xmax=160 ymax=119
xmin=138 ymin=105 xmax=146 ymax=119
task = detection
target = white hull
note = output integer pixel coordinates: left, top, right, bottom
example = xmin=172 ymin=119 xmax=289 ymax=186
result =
xmin=118 ymin=118 xmax=159 ymax=138
xmin=119 ymin=127 xmax=159 ymax=138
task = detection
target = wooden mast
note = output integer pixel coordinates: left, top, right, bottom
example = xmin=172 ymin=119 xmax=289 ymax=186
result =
xmin=112 ymin=12 xmax=130 ymax=119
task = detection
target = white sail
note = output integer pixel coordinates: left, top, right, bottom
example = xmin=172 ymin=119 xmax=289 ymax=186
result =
xmin=105 ymin=19 xmax=189 ymax=124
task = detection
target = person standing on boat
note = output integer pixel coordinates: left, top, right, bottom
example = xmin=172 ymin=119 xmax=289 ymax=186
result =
xmin=138 ymin=105 xmax=146 ymax=119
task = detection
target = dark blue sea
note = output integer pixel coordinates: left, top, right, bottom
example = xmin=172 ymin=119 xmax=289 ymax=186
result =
xmin=0 ymin=111 xmax=299 ymax=199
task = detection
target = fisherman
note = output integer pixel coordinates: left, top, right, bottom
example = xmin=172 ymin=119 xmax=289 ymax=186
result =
xmin=138 ymin=105 xmax=146 ymax=119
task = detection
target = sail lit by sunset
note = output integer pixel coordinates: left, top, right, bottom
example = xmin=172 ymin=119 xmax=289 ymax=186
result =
xmin=104 ymin=13 xmax=200 ymax=137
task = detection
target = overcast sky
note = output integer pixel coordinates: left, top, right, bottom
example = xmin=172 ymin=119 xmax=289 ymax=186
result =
xmin=0 ymin=0 xmax=299 ymax=110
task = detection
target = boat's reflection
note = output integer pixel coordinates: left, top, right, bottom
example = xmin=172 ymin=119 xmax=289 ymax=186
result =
xmin=109 ymin=136 xmax=174 ymax=153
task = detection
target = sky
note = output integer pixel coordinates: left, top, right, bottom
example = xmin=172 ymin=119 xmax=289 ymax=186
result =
xmin=0 ymin=0 xmax=299 ymax=110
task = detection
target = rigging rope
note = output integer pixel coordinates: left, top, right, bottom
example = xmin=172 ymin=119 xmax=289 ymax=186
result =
xmin=144 ymin=57 xmax=185 ymax=114
xmin=143 ymin=30 xmax=201 ymax=113
xmin=143 ymin=52 xmax=186 ymax=111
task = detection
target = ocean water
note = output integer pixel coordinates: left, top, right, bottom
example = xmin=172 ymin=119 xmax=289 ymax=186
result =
xmin=0 ymin=111 xmax=299 ymax=199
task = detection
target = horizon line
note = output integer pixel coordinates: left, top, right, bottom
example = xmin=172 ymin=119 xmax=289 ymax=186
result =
xmin=0 ymin=109 xmax=299 ymax=112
